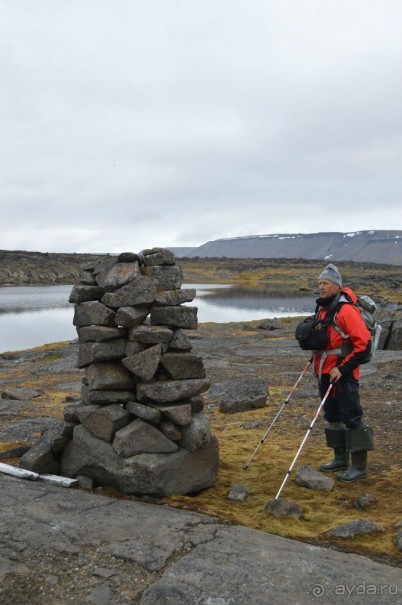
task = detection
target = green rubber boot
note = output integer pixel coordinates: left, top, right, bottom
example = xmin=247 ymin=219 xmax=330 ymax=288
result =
xmin=337 ymin=426 xmax=374 ymax=483
xmin=319 ymin=422 xmax=350 ymax=473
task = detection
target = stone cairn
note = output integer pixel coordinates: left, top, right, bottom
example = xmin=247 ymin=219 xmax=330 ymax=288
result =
xmin=60 ymin=248 xmax=219 ymax=497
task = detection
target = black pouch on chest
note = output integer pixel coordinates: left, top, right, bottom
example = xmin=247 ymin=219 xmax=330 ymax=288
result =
xmin=295 ymin=294 xmax=340 ymax=351
xmin=295 ymin=316 xmax=329 ymax=350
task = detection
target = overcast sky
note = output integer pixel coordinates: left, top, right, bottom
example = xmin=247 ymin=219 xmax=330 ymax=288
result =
xmin=1 ymin=1 xmax=402 ymax=254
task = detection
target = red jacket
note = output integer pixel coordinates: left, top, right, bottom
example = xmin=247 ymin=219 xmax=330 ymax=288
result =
xmin=313 ymin=288 xmax=371 ymax=380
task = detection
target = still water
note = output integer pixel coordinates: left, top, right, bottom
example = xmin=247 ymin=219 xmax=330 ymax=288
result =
xmin=0 ymin=284 xmax=314 ymax=353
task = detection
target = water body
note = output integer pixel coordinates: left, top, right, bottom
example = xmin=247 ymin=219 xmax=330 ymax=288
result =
xmin=0 ymin=284 xmax=314 ymax=353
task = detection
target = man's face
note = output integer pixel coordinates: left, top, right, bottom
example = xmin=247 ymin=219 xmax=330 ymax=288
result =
xmin=318 ymin=279 xmax=340 ymax=298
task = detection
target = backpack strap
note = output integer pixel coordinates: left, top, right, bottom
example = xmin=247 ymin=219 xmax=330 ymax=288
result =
xmin=315 ymin=343 xmax=354 ymax=380
xmin=332 ymin=311 xmax=349 ymax=339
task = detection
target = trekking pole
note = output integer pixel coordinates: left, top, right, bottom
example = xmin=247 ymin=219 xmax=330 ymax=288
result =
xmin=274 ymin=381 xmax=334 ymax=500
xmin=243 ymin=356 xmax=313 ymax=471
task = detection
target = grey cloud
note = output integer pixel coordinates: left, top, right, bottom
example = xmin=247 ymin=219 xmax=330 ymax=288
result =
xmin=1 ymin=1 xmax=401 ymax=253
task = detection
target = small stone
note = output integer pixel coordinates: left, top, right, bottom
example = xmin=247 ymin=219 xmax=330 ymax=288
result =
xmin=76 ymin=339 xmax=127 ymax=368
xmin=95 ymin=261 xmax=140 ymax=291
xmin=1 ymin=387 xmax=43 ymax=401
xmin=77 ymin=475 xmax=94 ymax=489
xmin=327 ymin=518 xmax=385 ymax=538
xmin=117 ymin=252 xmax=143 ymax=263
xmin=393 ymin=530 xmax=402 ymax=551
xmin=353 ymin=494 xmax=377 ymax=509
xmin=151 ymin=306 xmax=198 ymax=330
xmin=126 ymin=400 xmax=162 ymax=423
xmin=122 ymin=344 xmax=162 ymax=381
xmin=101 ymin=276 xmax=158 ymax=308
xmin=113 ymin=418 xmax=178 ymax=457
xmin=264 ymin=498 xmax=304 ymax=519
xmin=114 ymin=305 xmax=150 ymax=327
xmin=85 ymin=362 xmax=135 ymax=391
xmin=241 ymin=420 xmax=265 ymax=430
xmin=77 ymin=326 xmax=126 ymax=342
xmin=177 ymin=412 xmax=211 ymax=451
xmin=128 ymin=325 xmax=174 ymax=344
xmin=148 ymin=402 xmax=192 ymax=426
xmin=210 ymin=379 xmax=268 ymax=414
xmin=258 ymin=317 xmax=282 ymax=330
xmin=154 ymin=289 xmax=196 ymax=306
xmin=73 ymin=301 xmax=115 ymax=327
xmin=142 ymin=265 xmax=182 ymax=290
xmin=76 ymin=404 xmax=130 ymax=442
xmin=169 ymin=329 xmax=193 ymax=351
xmin=137 ymin=378 xmax=210 ymax=403
xmin=143 ymin=249 xmax=175 ymax=266
xmin=68 ymin=285 xmax=104 ymax=304
xmin=160 ymin=352 xmax=206 ymax=379
xmin=227 ymin=484 xmax=248 ymax=502
xmin=294 ymin=465 xmax=335 ymax=492
xmin=159 ymin=420 xmax=182 ymax=441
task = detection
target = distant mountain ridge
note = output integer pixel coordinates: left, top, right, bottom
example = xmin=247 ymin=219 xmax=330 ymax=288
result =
xmin=169 ymin=230 xmax=402 ymax=265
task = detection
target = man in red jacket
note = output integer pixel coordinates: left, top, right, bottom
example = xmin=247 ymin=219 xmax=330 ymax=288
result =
xmin=314 ymin=263 xmax=374 ymax=482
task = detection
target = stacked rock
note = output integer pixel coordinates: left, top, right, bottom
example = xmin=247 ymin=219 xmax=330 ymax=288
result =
xmin=60 ymin=248 xmax=219 ymax=497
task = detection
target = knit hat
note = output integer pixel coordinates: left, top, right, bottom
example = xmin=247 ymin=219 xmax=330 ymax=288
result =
xmin=319 ymin=263 xmax=342 ymax=286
